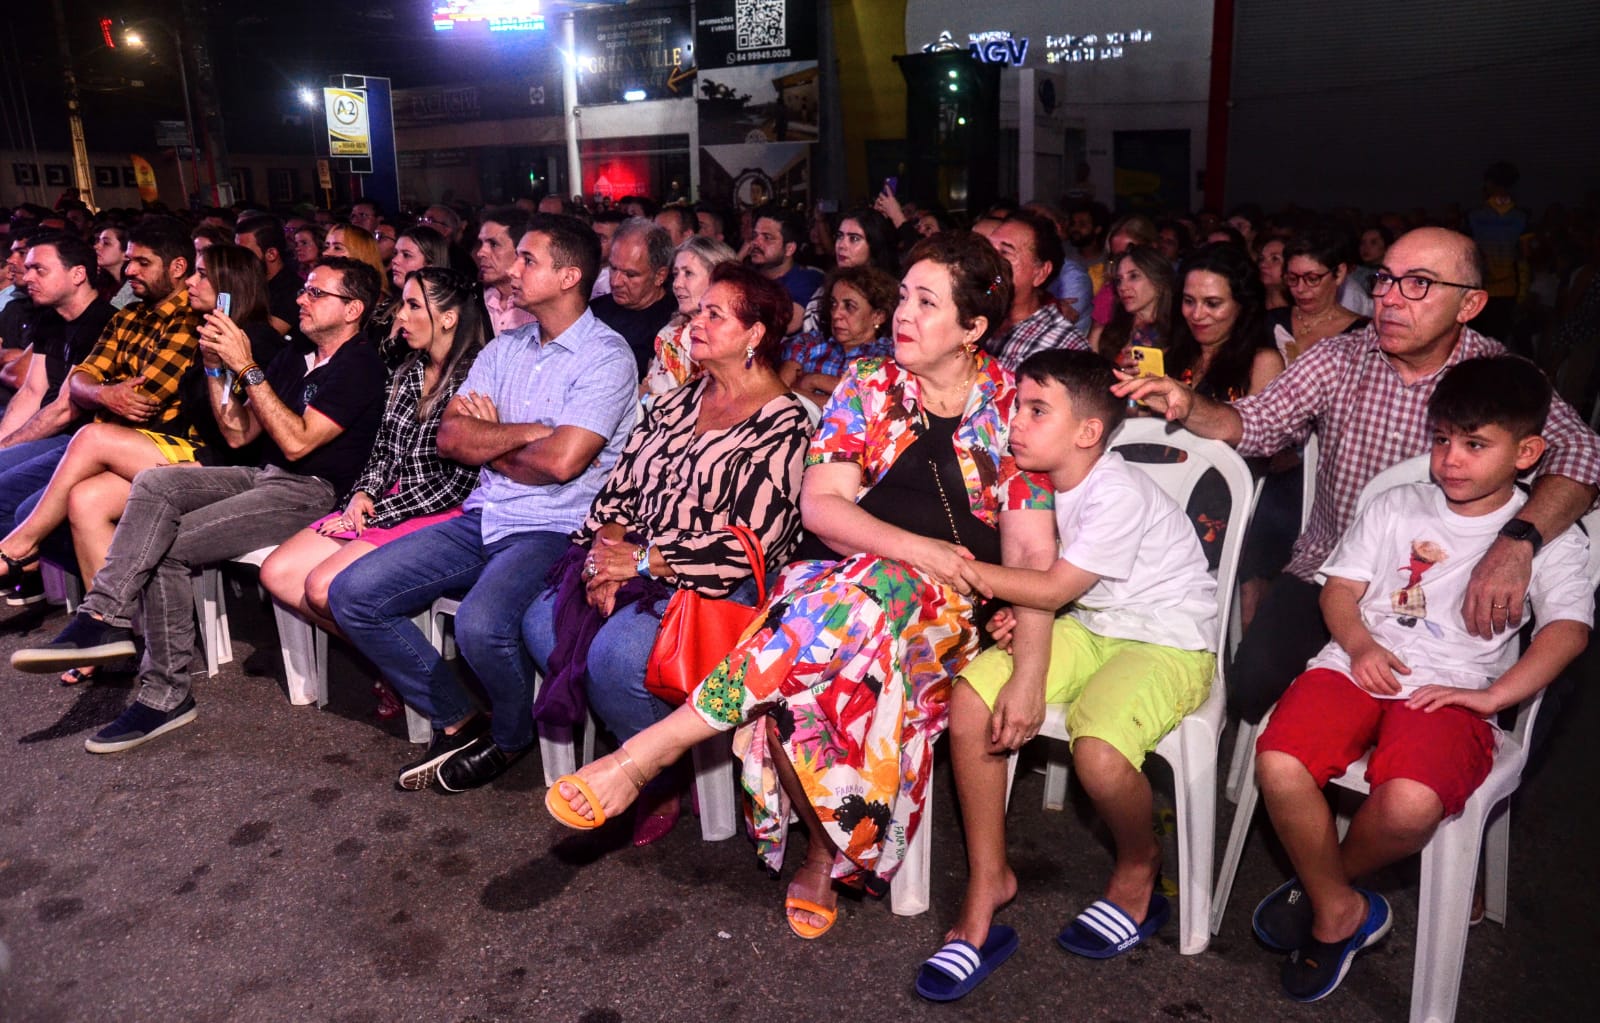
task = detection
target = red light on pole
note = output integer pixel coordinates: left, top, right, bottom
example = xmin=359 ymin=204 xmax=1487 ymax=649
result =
xmin=101 ymin=18 xmax=115 ymax=48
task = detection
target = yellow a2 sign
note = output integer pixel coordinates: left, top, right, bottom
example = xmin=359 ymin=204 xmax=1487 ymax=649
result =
xmin=324 ymin=88 xmax=371 ymax=157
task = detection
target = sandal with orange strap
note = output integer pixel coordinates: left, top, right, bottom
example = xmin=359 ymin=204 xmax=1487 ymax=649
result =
xmin=545 ymin=746 xmax=647 ymax=829
xmin=785 ymin=858 xmax=839 ymax=940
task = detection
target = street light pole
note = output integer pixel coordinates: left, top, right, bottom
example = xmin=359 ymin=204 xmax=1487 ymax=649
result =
xmin=126 ymin=24 xmax=201 ymax=208
xmin=49 ymin=0 xmax=95 ymax=209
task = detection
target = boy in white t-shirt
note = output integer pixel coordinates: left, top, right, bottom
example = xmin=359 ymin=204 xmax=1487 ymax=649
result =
xmin=1252 ymin=355 xmax=1592 ymax=1004
xmin=915 ymin=350 xmax=1220 ymax=1001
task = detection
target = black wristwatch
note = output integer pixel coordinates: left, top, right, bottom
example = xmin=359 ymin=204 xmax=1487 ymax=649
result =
xmin=1499 ymin=517 xmax=1543 ymax=556
xmin=240 ymin=366 xmax=267 ymax=389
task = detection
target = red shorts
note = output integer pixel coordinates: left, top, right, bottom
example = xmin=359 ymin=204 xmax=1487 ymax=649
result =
xmin=1256 ymin=668 xmax=1497 ymax=817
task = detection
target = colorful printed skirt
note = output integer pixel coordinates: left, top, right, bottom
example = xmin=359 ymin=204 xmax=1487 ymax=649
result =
xmin=692 ymin=554 xmax=978 ymax=884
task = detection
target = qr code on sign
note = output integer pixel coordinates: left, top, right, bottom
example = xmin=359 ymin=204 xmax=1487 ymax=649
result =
xmin=736 ymin=0 xmax=786 ymax=51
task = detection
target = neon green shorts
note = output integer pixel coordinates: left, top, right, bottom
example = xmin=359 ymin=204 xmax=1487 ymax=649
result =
xmin=960 ymin=615 xmax=1215 ymax=769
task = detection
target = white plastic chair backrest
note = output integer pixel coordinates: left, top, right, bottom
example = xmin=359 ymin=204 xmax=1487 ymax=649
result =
xmin=1108 ymin=417 xmax=1258 ymax=653
xmin=1353 ymin=453 xmax=1431 ymax=517
xmin=794 ymin=392 xmax=823 ymax=427
xmin=1299 ymin=430 xmax=1319 ymax=531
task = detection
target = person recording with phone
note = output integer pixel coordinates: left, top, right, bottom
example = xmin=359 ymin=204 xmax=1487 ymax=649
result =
xmin=0 ymin=244 xmax=281 ymax=680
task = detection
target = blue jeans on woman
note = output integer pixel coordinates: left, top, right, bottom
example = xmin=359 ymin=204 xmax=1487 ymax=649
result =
xmin=523 ymin=575 xmax=760 ymax=745
xmin=329 ymin=509 xmax=569 ymax=752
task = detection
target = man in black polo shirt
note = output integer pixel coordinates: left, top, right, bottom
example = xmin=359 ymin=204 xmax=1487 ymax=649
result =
xmin=0 ymin=232 xmax=115 ymax=601
xmin=588 ymin=216 xmax=676 ymax=376
xmin=14 ymin=257 xmax=388 ymax=754
xmin=234 ymin=213 xmax=300 ymax=337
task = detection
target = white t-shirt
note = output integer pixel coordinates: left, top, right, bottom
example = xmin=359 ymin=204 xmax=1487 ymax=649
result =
xmin=1055 ymin=451 xmax=1218 ymax=651
xmin=1309 ymin=482 xmax=1593 ymax=698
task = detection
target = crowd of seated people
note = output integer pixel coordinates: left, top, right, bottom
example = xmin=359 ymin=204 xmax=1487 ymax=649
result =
xmin=3 ymin=167 xmax=1599 ymax=1008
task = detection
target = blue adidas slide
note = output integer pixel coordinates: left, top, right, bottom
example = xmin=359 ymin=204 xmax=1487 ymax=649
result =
xmin=914 ymin=924 xmax=1020 ymax=1002
xmin=1281 ymin=890 xmax=1392 ymax=1003
xmin=1057 ymin=893 xmax=1171 ymax=959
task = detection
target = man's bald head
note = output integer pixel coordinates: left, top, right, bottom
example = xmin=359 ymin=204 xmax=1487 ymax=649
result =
xmin=1389 ymin=227 xmax=1486 ymax=289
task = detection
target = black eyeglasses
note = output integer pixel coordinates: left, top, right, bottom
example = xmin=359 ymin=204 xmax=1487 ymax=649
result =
xmin=1283 ymin=269 xmax=1331 ymax=288
xmin=1368 ymin=270 xmax=1480 ymax=301
xmin=298 ymin=285 xmax=357 ymax=302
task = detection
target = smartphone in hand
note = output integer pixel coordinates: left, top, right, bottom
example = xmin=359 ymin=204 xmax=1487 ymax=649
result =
xmin=1129 ymin=345 xmax=1164 ymax=378
xmin=215 ymin=292 xmax=232 ymax=318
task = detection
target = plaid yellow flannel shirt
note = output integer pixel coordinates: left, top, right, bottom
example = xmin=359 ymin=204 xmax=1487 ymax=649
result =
xmin=70 ymin=288 xmax=202 ymax=438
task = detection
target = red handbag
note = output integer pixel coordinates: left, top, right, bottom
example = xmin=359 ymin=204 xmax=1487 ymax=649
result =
xmin=645 ymin=525 xmax=767 ymax=705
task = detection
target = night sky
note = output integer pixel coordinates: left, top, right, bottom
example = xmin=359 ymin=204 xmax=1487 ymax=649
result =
xmin=1 ymin=1 xmax=565 ymax=154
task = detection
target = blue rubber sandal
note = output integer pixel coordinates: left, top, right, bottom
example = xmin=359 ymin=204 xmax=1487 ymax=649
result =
xmin=1281 ymin=890 xmax=1392 ymax=1003
xmin=1057 ymin=893 xmax=1171 ymax=959
xmin=915 ymin=925 xmax=1019 ymax=1001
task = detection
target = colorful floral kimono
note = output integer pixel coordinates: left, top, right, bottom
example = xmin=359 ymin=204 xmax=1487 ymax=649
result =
xmin=691 ymin=354 xmax=1051 ymax=883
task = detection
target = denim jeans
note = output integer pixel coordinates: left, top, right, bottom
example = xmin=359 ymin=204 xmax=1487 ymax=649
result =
xmin=327 ymin=509 xmax=568 ymax=751
xmin=0 ymin=434 xmax=70 ymax=533
xmin=522 ymin=576 xmax=760 ymax=744
xmin=14 ymin=486 xmax=74 ymax=569
xmin=79 ymin=464 xmax=336 ymax=711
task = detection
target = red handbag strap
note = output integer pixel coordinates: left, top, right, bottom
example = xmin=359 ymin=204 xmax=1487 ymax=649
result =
xmin=726 ymin=525 xmax=767 ymax=604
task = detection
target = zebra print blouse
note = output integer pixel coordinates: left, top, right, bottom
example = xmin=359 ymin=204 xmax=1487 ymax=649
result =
xmin=581 ymin=379 xmax=812 ymax=598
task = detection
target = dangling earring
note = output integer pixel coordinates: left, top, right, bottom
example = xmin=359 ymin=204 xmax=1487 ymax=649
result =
xmin=962 ymin=338 xmax=977 ymax=359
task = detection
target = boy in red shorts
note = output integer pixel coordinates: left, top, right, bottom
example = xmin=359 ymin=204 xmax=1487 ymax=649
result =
xmin=1252 ymin=355 xmax=1592 ymax=1002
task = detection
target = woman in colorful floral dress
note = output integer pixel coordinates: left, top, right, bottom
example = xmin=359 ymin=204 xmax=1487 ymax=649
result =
xmin=546 ymin=232 xmax=1054 ymax=940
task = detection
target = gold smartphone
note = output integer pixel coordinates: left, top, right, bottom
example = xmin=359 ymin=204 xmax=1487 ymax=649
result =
xmin=1129 ymin=345 xmax=1165 ymax=378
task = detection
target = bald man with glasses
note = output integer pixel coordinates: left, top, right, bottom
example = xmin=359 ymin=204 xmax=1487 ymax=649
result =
xmin=1116 ymin=226 xmax=1600 ymax=723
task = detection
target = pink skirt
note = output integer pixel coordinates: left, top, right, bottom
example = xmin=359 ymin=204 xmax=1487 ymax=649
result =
xmin=309 ymin=505 xmax=464 ymax=547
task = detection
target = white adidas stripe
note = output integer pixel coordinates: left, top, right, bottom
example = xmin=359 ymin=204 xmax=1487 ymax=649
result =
xmin=927 ymin=942 xmax=982 ymax=980
xmin=1079 ymin=901 xmax=1138 ymax=945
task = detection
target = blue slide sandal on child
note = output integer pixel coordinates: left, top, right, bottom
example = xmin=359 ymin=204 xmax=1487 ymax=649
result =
xmin=1057 ymin=892 xmax=1171 ymax=959
xmin=915 ymin=924 xmax=1020 ymax=1001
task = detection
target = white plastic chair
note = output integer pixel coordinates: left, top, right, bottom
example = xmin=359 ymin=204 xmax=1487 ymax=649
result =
xmin=891 ymin=418 xmax=1257 ymax=946
xmin=196 ymin=547 xmax=431 ymax=743
xmin=428 ymin=596 xmax=597 ymax=789
xmin=1211 ymin=454 xmax=1600 ymax=1023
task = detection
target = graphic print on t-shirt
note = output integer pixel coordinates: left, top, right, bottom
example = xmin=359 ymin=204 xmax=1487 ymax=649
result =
xmin=1391 ymin=539 xmax=1447 ymax=634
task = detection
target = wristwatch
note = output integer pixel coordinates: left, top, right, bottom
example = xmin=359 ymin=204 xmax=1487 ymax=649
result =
xmin=1498 ymin=517 xmax=1543 ymax=556
xmin=635 ymin=544 xmax=654 ymax=578
xmin=240 ymin=366 xmax=267 ymax=389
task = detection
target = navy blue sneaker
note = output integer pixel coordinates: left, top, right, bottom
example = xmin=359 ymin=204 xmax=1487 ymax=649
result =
xmin=84 ymin=696 xmax=197 ymax=754
xmin=11 ymin=612 xmax=136 ymax=674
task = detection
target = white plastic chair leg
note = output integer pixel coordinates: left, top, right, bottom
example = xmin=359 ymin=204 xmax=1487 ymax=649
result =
xmin=404 ymin=706 xmax=431 ymax=744
xmin=889 ymin=783 xmax=931 ymax=916
xmin=1482 ymin=800 xmax=1511 ymax=926
xmin=1211 ymin=759 xmax=1262 ymax=935
xmin=1409 ymin=807 xmax=1487 ymax=1023
xmin=273 ymin=602 xmax=324 ymax=706
xmin=1170 ymin=725 xmax=1216 ymax=955
xmin=1042 ymin=750 xmax=1070 ymax=811
xmin=1224 ymin=719 xmax=1260 ymax=804
xmin=193 ymin=567 xmax=228 ymax=676
xmin=692 ymin=735 xmax=738 ymax=841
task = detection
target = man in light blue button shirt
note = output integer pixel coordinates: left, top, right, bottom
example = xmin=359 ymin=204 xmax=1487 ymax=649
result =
xmin=331 ymin=214 xmax=638 ymax=793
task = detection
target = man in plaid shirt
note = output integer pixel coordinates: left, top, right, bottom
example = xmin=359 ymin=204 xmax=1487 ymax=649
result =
xmin=986 ymin=210 xmax=1089 ymax=372
xmin=0 ymin=217 xmax=201 ymax=599
xmin=1117 ymin=227 xmax=1600 ymax=722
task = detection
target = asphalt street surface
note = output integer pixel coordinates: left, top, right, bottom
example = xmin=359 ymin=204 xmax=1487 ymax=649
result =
xmin=0 ymin=584 xmax=1590 ymax=1022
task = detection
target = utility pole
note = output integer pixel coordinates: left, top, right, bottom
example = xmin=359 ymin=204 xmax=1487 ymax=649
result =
xmin=49 ymin=0 xmax=95 ymax=209
xmin=179 ymin=0 xmax=231 ymax=206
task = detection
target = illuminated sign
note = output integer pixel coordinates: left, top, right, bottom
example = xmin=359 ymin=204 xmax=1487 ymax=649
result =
xmin=922 ymin=26 xmax=1154 ymax=66
xmin=324 ymin=88 xmax=371 ymax=157
xmin=432 ymin=1 xmax=546 ymax=34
